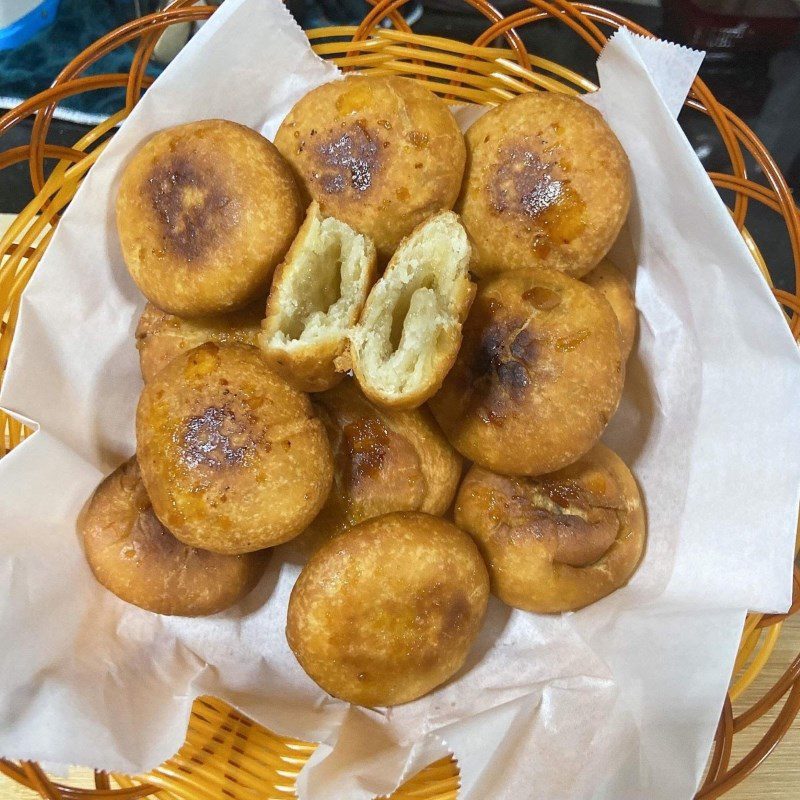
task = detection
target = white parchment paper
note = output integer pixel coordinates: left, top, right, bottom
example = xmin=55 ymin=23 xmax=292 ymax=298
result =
xmin=1 ymin=1 xmax=799 ymax=798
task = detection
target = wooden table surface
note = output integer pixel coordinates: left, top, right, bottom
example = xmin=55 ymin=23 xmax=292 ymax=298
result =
xmin=1 ymin=612 xmax=798 ymax=799
xmin=0 ymin=213 xmax=798 ymax=798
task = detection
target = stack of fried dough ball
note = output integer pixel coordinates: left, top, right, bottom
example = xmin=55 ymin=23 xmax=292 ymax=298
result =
xmin=83 ymin=77 xmax=646 ymax=707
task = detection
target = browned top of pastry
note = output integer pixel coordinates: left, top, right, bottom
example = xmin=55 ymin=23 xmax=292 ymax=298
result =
xmin=458 ymin=92 xmax=630 ymax=278
xmin=117 ymin=119 xmax=302 ymax=316
xmin=301 ymin=379 xmax=461 ymax=550
xmin=274 ymin=76 xmax=465 ymax=259
xmin=136 ymin=343 xmax=333 ymax=554
xmin=287 ymin=511 xmax=489 ymax=706
xmin=430 ymin=268 xmax=624 ymax=476
xmin=455 ymin=443 xmax=646 ymax=613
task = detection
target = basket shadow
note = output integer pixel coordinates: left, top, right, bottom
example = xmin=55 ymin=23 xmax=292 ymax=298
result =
xmin=450 ymin=595 xmax=513 ymax=684
xmin=603 ymin=341 xmax=654 ymax=467
xmin=233 ymin=555 xmax=284 ymax=617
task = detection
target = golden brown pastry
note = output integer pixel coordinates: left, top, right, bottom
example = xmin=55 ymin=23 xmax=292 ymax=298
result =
xmin=80 ymin=458 xmax=267 ymax=615
xmin=582 ymin=257 xmax=636 ymax=361
xmin=349 ymin=211 xmax=475 ymax=409
xmin=455 ymin=444 xmax=645 ymax=612
xmin=117 ymin=119 xmax=303 ymax=316
xmin=136 ymin=301 xmax=263 ymax=383
xmin=457 ymin=92 xmax=631 ymax=279
xmin=429 ymin=268 xmax=624 ymax=476
xmin=274 ymin=76 xmax=465 ymax=260
xmin=287 ymin=511 xmax=489 ymax=706
xmin=136 ymin=343 xmax=333 ymax=554
xmin=259 ymin=202 xmax=377 ymax=392
xmin=302 ymin=379 xmax=462 ymax=549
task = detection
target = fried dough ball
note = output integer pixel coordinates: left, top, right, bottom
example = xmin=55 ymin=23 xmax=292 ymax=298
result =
xmin=274 ymin=76 xmax=465 ymax=260
xmin=582 ymin=258 xmax=637 ymax=361
xmin=136 ymin=343 xmax=333 ymax=554
xmin=349 ymin=211 xmax=475 ymax=409
xmin=457 ymin=92 xmax=631 ymax=278
xmin=80 ymin=458 xmax=267 ymax=615
xmin=287 ymin=511 xmax=489 ymax=706
xmin=136 ymin=301 xmax=263 ymax=383
xmin=454 ymin=444 xmax=646 ymax=612
xmin=302 ymin=379 xmax=462 ymax=549
xmin=259 ymin=202 xmax=377 ymax=392
xmin=117 ymin=119 xmax=303 ymax=316
xmin=429 ymin=268 xmax=624 ymax=476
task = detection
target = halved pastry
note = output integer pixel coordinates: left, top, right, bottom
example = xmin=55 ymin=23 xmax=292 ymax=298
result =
xmin=259 ymin=203 xmax=377 ymax=392
xmin=349 ymin=211 xmax=475 ymax=409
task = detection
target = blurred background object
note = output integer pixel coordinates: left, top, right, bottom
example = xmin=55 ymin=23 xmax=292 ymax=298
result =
xmin=663 ymin=0 xmax=800 ymax=51
xmin=0 ymin=0 xmax=165 ymax=123
xmin=286 ymin=0 xmax=423 ymax=27
xmin=662 ymin=0 xmax=800 ymax=117
xmin=0 ymin=1 xmax=60 ymax=51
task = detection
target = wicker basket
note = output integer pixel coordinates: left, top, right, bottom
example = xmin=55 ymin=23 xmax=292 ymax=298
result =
xmin=0 ymin=1 xmax=799 ymax=798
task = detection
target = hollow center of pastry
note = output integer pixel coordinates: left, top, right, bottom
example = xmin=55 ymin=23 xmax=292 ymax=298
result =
xmin=269 ymin=216 xmax=369 ymax=346
xmin=355 ymin=214 xmax=470 ymax=393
